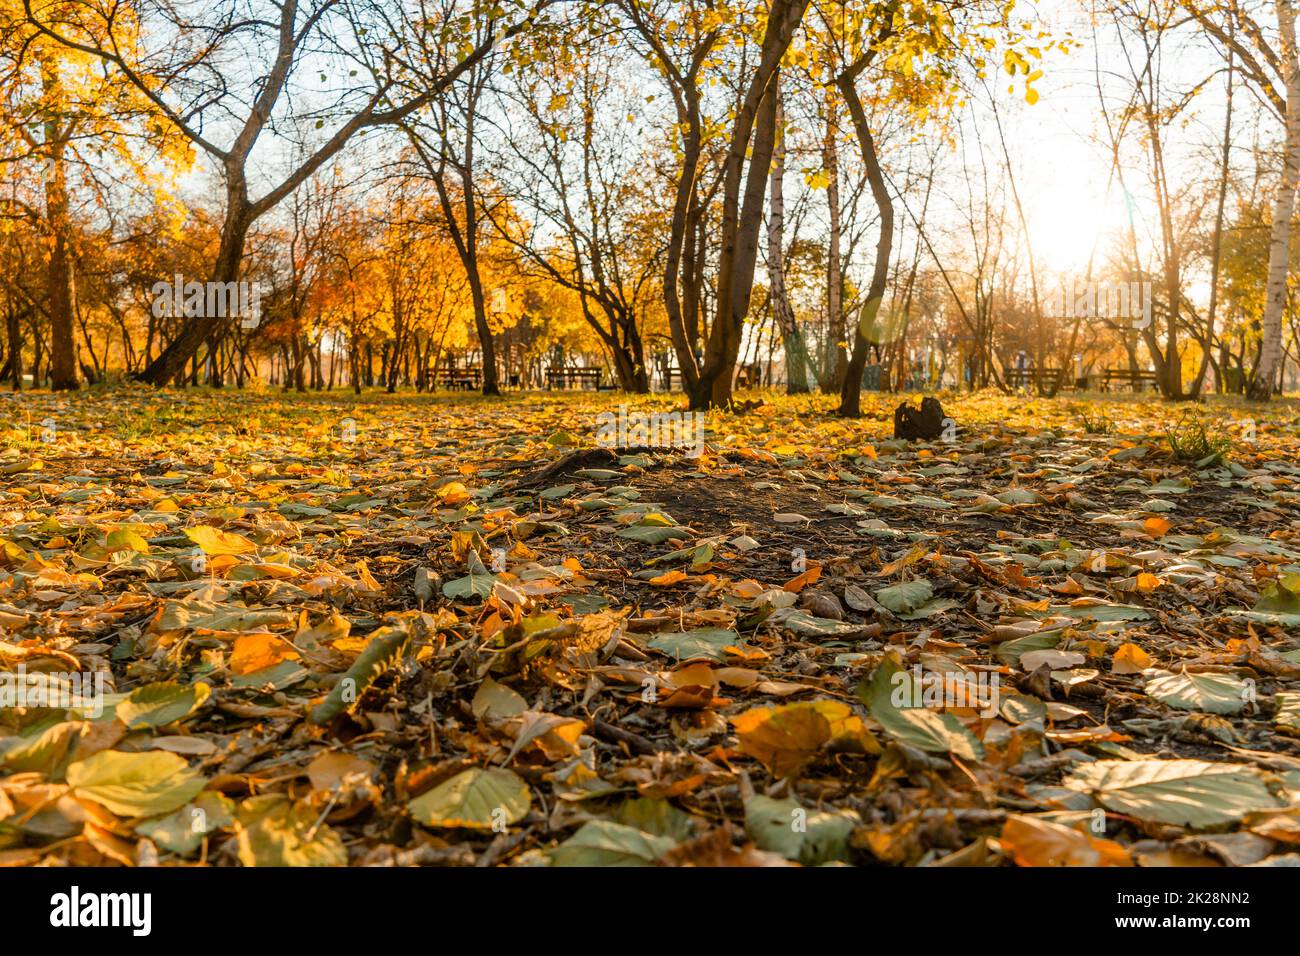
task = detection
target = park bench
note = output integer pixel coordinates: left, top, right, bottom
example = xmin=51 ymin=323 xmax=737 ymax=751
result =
xmin=1005 ymin=367 xmax=1064 ymax=390
xmin=546 ymin=366 xmax=602 ymax=390
xmin=437 ymin=367 xmax=482 ymax=390
xmin=1102 ymin=368 xmax=1160 ymax=391
xmin=663 ymin=368 xmax=684 ymax=391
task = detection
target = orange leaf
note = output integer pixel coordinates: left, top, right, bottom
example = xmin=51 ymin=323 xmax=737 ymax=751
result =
xmin=782 ymin=565 xmax=822 ymax=593
xmin=1135 ymin=572 xmax=1161 ymax=591
xmin=1143 ymin=517 xmax=1171 ymax=538
xmin=650 ymin=570 xmax=689 ymax=587
xmin=1000 ymin=815 xmax=1131 ymax=867
xmin=229 ymin=633 xmax=300 ymax=675
xmin=730 ymin=580 xmax=765 ymax=599
xmin=881 ymin=544 xmax=928 ymax=578
xmin=668 ymin=663 xmax=718 ymax=688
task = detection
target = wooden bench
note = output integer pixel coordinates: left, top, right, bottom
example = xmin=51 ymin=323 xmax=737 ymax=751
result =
xmin=437 ymin=367 xmax=482 ymax=390
xmin=546 ymin=366 xmax=602 ymax=390
xmin=1101 ymin=368 xmax=1160 ymax=391
xmin=1005 ymin=367 xmax=1063 ymax=390
xmin=662 ymin=368 xmax=684 ymax=392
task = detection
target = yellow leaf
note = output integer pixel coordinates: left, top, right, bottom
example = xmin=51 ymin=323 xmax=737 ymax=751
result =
xmin=1112 ymin=643 xmax=1153 ymax=675
xmin=107 ymin=528 xmax=150 ymax=554
xmin=437 ymin=481 xmax=471 ymax=504
xmin=732 ymin=700 xmax=877 ymax=778
xmin=184 ymin=525 xmax=257 ymax=556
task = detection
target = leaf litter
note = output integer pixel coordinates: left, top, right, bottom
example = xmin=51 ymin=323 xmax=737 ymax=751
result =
xmin=1 ymin=387 xmax=1299 ymax=867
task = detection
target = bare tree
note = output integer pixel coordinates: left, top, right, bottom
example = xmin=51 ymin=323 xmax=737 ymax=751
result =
xmin=23 ymin=0 xmax=552 ymax=385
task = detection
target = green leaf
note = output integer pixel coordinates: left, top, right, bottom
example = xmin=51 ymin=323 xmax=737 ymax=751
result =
xmin=646 ymin=628 xmax=743 ymax=663
xmin=858 ymin=652 xmax=983 ymax=760
xmin=1274 ymin=692 xmax=1300 ymax=734
xmin=875 ymin=579 xmax=934 ymax=615
xmin=1226 ymin=609 xmax=1300 ymax=628
xmin=136 ymin=792 xmax=234 ymax=855
xmin=1145 ymin=669 xmax=1247 ymax=715
xmin=231 ymin=659 xmax=310 ymax=691
xmin=549 ymin=820 xmax=676 ymax=866
xmin=67 ymin=750 xmax=207 ymax=817
xmin=1052 ymin=602 xmax=1152 ymax=622
xmin=999 ymin=693 xmax=1047 ymax=724
xmin=898 ymin=597 xmax=959 ymax=621
xmin=235 ymin=795 xmax=346 ymax=866
xmin=1257 ymin=575 xmax=1300 ymax=614
xmin=744 ymin=795 xmax=856 ymax=865
xmin=155 ymin=600 xmax=295 ymax=633
xmin=995 ymin=631 xmax=1062 ymax=665
xmin=612 ymin=798 xmax=697 ymax=842
xmin=309 ymin=625 xmax=411 ymax=725
xmin=442 ymin=572 xmax=497 ymax=600
xmin=617 ymin=524 xmax=692 ymax=545
xmin=116 ymin=681 xmax=211 ymax=729
xmin=408 ymin=768 xmax=531 ymax=830
xmin=1064 ymin=760 xmax=1280 ymax=829
xmin=768 ymin=607 xmax=868 ymax=638
xmin=0 ymin=720 xmax=82 ymax=775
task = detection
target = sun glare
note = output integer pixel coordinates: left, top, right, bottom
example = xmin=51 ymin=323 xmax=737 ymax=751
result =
xmin=1024 ymin=182 xmax=1127 ymax=275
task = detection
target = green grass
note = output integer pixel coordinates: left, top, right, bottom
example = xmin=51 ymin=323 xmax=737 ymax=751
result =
xmin=1164 ymin=412 xmax=1235 ymax=464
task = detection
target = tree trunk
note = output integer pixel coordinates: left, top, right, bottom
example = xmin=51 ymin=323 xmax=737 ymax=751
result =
xmin=836 ymin=70 xmax=894 ymax=418
xmin=140 ymin=173 xmax=251 ymax=385
xmin=697 ymin=1 xmax=808 ymax=410
xmin=1251 ymin=0 xmax=1300 ymax=400
xmin=40 ymin=59 xmax=78 ymax=392
xmin=467 ymin=270 xmax=500 ymax=395
xmin=6 ymin=304 xmax=22 ymax=391
xmin=1193 ymin=46 xmax=1235 ymax=399
xmin=768 ymin=84 xmax=809 ymax=394
xmin=823 ymin=86 xmax=845 ymax=394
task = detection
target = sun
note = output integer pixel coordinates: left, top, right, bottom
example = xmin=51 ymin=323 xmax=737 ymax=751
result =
xmin=1024 ymin=181 xmax=1128 ymax=276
